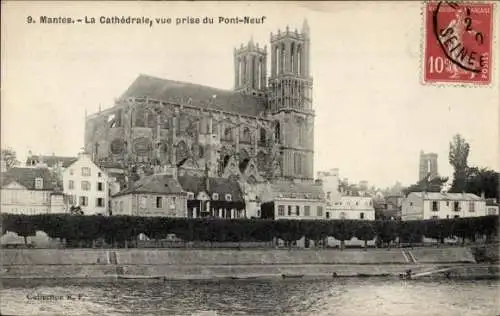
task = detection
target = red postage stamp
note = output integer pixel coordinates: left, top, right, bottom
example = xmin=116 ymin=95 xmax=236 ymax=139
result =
xmin=423 ymin=1 xmax=494 ymax=85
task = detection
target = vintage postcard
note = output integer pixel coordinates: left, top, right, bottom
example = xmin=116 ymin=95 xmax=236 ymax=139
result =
xmin=1 ymin=1 xmax=499 ymax=316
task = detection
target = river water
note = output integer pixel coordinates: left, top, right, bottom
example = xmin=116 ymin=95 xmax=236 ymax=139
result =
xmin=1 ymin=278 xmax=499 ymax=316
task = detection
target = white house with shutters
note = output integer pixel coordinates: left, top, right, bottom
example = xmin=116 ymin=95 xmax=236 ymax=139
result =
xmin=62 ymin=152 xmax=110 ymax=215
xmin=402 ymin=192 xmax=487 ymax=220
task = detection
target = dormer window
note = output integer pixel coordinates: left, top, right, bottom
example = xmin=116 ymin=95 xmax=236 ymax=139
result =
xmin=187 ymin=192 xmax=195 ymax=200
xmin=34 ymin=178 xmax=43 ymax=189
xmin=225 ymin=194 xmax=232 ymax=201
xmin=212 ymin=193 xmax=219 ymax=200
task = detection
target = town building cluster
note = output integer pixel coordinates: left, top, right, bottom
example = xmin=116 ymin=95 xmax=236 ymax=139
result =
xmin=1 ymin=20 xmax=497 ymax=221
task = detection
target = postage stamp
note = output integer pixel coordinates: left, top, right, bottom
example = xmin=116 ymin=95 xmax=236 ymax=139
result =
xmin=423 ymin=1 xmax=494 ymax=85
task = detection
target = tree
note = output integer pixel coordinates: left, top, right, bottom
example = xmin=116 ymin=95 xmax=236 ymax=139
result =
xmin=464 ymin=167 xmax=499 ymax=200
xmin=1 ymin=148 xmax=19 ymax=170
xmin=449 ymin=134 xmax=470 ymax=193
xmin=355 ymin=223 xmax=377 ymax=250
xmin=403 ymin=175 xmax=449 ymax=195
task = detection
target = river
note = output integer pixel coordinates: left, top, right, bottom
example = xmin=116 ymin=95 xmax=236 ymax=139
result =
xmin=1 ymin=278 xmax=499 ymax=316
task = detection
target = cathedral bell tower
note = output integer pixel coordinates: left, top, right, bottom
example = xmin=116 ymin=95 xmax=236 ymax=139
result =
xmin=234 ymin=38 xmax=267 ymax=97
xmin=269 ymin=19 xmax=314 ymax=181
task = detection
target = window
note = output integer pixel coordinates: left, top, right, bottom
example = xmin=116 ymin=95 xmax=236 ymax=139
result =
xmin=81 ymin=167 xmax=91 ymax=176
xmin=98 ymin=172 xmax=102 ymax=178
xmin=187 ymin=192 xmax=195 ymax=199
xmin=469 ymin=201 xmax=475 ymax=212
xmin=432 ymin=201 xmax=438 ymax=212
xmin=454 ymin=215 xmax=460 ymax=219
xmin=431 ymin=215 xmax=439 ymax=220
xmin=304 ymin=205 xmax=310 ymax=216
xmin=156 ymin=196 xmax=162 ymax=208
xmin=70 ymin=169 xmax=74 ymax=175
xmin=340 ymin=212 xmax=346 ymax=219
xmin=326 ymin=212 xmax=330 ymax=219
xmin=487 ymin=208 xmax=497 ymax=215
xmin=446 ymin=201 xmax=450 ymax=206
xmin=120 ymin=201 xmax=124 ymax=213
xmin=69 ymin=180 xmax=74 ymax=190
xmin=360 ymin=212 xmax=365 ymax=219
xmin=288 ymin=205 xmax=292 ymax=216
xmin=68 ymin=195 xmax=76 ymax=205
xmin=453 ymin=201 xmax=460 ymax=212
xmin=96 ymin=198 xmax=105 ymax=207
xmin=278 ymin=205 xmax=285 ymax=216
xmin=316 ymin=206 xmax=323 ymax=217
xmin=97 ymin=182 xmax=104 ymax=191
xmin=410 ymin=202 xmax=413 ymax=206
xmin=296 ymin=206 xmax=300 ymax=216
xmin=81 ymin=181 xmax=91 ymax=191
xmin=225 ymin=194 xmax=232 ymax=201
xmin=34 ymin=178 xmax=43 ymax=190
xmin=79 ymin=196 xmax=88 ymax=206
xmin=212 ymin=193 xmax=219 ymax=200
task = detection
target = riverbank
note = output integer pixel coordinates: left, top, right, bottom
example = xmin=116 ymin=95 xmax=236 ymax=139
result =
xmin=1 ymin=247 xmax=497 ymax=280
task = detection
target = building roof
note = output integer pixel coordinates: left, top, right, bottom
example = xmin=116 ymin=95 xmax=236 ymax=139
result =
xmin=267 ymin=182 xmax=324 ymax=200
xmin=113 ymin=173 xmax=185 ymax=197
xmin=26 ymin=155 xmax=77 ymax=169
xmin=120 ymin=74 xmax=267 ymax=117
xmin=409 ymin=192 xmax=484 ymax=201
xmin=177 ymin=175 xmax=244 ymax=202
xmin=1 ymin=167 xmax=60 ymax=191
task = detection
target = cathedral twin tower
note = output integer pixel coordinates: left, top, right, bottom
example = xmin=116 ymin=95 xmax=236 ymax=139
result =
xmin=234 ymin=20 xmax=315 ymax=181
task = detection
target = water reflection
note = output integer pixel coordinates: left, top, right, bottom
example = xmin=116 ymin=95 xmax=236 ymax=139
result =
xmin=1 ymin=279 xmax=499 ymax=316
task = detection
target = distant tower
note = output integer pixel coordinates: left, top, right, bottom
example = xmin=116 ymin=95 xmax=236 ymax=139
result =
xmin=269 ymin=19 xmax=314 ymax=181
xmin=234 ymin=37 xmax=267 ymax=96
xmin=419 ymin=151 xmax=439 ymax=180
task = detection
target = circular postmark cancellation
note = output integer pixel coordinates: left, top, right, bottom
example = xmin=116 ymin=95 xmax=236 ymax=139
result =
xmin=424 ymin=1 xmax=494 ymax=84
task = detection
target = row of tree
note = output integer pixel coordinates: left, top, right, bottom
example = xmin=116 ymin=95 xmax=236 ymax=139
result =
xmin=1 ymin=214 xmax=498 ymax=249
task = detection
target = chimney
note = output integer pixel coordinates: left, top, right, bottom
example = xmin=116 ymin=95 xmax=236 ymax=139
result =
xmin=481 ymin=191 xmax=485 ymax=199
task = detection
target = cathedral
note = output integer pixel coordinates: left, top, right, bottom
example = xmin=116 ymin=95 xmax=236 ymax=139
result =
xmin=84 ymin=20 xmax=315 ymax=197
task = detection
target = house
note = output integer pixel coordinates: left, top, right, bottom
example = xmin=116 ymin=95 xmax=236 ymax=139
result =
xmin=25 ymin=152 xmax=77 ymax=181
xmin=328 ymin=196 xmax=375 ymax=220
xmin=0 ymin=166 xmax=65 ymax=214
xmin=260 ymin=181 xmax=325 ymax=220
xmin=177 ymin=174 xmax=246 ymax=219
xmin=402 ymin=192 xmax=487 ymax=220
xmin=62 ymin=152 xmax=111 ymax=215
xmin=486 ymin=199 xmax=499 ymax=216
xmin=111 ymin=171 xmax=187 ymax=217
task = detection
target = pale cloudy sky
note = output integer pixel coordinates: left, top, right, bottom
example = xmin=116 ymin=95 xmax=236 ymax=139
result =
xmin=1 ymin=1 xmax=499 ymax=188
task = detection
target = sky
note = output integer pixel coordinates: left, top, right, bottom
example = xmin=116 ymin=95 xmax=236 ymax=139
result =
xmin=2 ymin=1 xmax=499 ymax=188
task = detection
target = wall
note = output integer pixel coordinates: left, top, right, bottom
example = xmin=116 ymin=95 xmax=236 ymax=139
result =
xmin=274 ymin=198 xmax=325 ymax=220
xmin=0 ymin=247 xmax=478 ymax=280
xmin=112 ymin=194 xmax=187 ymax=217
xmin=422 ymin=200 xmax=486 ymax=219
xmin=402 ymin=194 xmax=424 ymax=220
xmin=328 ymin=196 xmax=375 ymax=220
xmin=0 ymin=183 xmax=51 ymax=215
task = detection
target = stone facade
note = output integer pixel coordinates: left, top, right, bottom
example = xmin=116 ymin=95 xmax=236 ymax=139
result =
xmin=84 ymin=20 xmax=315 ymax=198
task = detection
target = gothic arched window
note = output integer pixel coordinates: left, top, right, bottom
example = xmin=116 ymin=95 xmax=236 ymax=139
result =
xmin=274 ymin=122 xmax=281 ymax=144
xmin=134 ymin=108 xmax=146 ymax=127
xmin=291 ymin=42 xmax=295 ymax=73
xmin=224 ymin=127 xmax=232 ymax=141
xmin=259 ymin=128 xmax=266 ymax=146
xmin=297 ymin=44 xmax=302 ymax=75
xmin=241 ymin=127 xmax=251 ymax=143
xmin=147 ymin=111 xmax=156 ymax=128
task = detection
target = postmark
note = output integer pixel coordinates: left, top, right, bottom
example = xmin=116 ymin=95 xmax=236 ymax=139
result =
xmin=423 ymin=1 xmax=494 ymax=85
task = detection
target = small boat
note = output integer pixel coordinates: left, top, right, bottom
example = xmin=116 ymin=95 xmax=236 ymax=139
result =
xmin=281 ymin=274 xmax=304 ymax=279
xmin=118 ymin=275 xmax=165 ymax=280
